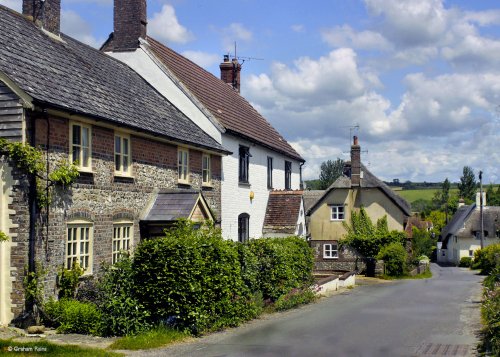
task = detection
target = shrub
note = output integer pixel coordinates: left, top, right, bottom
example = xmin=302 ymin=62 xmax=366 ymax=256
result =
xmin=481 ymin=266 xmax=500 ymax=355
xmin=97 ymin=256 xmax=151 ymax=337
xmin=459 ymin=257 xmax=472 ymax=268
xmin=247 ymin=236 xmax=314 ymax=301
xmin=57 ymin=262 xmax=84 ymax=299
xmin=377 ymin=242 xmax=408 ymax=277
xmin=43 ymin=298 xmax=101 ymax=335
xmin=274 ymin=287 xmax=316 ymax=311
xmin=473 ymin=244 xmax=500 ymax=275
xmin=133 ymin=220 xmax=258 ymax=335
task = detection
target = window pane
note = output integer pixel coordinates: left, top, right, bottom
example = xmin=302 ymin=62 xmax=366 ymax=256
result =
xmin=72 ymin=146 xmax=81 ymax=164
xmin=115 ymin=136 xmax=121 ymax=154
xmin=82 ymin=147 xmax=89 ymax=167
xmin=123 ymin=138 xmax=129 ymax=155
xmin=72 ymin=125 xmax=81 ymax=145
xmin=82 ymin=128 xmax=89 ymax=147
xmin=115 ymin=154 xmax=121 ymax=171
xmin=123 ymin=155 xmax=128 ymax=172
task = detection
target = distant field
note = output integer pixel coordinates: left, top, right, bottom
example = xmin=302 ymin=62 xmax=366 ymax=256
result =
xmin=396 ymin=188 xmax=459 ymax=203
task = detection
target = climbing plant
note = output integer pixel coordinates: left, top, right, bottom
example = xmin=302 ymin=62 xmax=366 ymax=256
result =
xmin=0 ymin=138 xmax=79 ymax=208
xmin=0 ymin=230 xmax=8 ymax=242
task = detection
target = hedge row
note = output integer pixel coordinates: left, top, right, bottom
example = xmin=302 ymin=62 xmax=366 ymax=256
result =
xmin=473 ymin=243 xmax=500 ymax=275
xmin=44 ymin=221 xmax=315 ymax=336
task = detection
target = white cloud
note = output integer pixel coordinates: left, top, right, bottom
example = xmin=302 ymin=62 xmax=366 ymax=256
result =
xmin=442 ymin=35 xmax=500 ymax=70
xmin=181 ymin=50 xmax=220 ymax=68
xmin=291 ymin=24 xmax=305 ymax=33
xmin=219 ymin=22 xmax=253 ymax=52
xmin=0 ymin=0 xmax=21 ymax=12
xmin=61 ymin=10 xmax=103 ymax=48
xmin=464 ymin=10 xmax=500 ymax=27
xmin=364 ymin=0 xmax=448 ymax=48
xmin=321 ymin=25 xmax=392 ymax=51
xmin=149 ymin=4 xmax=194 ymax=44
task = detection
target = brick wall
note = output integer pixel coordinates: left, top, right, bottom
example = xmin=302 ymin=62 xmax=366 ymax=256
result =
xmin=8 ymin=112 xmax=222 ymax=318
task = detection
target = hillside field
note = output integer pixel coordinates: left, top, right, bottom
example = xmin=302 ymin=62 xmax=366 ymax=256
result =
xmin=396 ymin=188 xmax=459 ymax=203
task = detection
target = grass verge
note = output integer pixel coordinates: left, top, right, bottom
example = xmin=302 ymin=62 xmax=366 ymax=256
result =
xmin=0 ymin=339 xmax=122 ymax=357
xmin=108 ymin=326 xmax=189 ymax=351
xmin=381 ymin=270 xmax=433 ymax=280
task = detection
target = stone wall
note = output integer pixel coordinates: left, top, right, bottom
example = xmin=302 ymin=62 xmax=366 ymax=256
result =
xmin=7 ymin=112 xmax=223 ymax=319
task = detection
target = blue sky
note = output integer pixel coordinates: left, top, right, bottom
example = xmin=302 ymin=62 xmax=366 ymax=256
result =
xmin=2 ymin=0 xmax=499 ymax=184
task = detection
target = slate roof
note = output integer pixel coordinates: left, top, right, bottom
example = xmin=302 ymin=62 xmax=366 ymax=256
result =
xmin=307 ymin=163 xmax=412 ymax=217
xmin=128 ymin=36 xmax=304 ymax=162
xmin=263 ymin=190 xmax=303 ymax=234
xmin=143 ymin=190 xmax=207 ymax=222
xmin=0 ymin=6 xmax=227 ymax=154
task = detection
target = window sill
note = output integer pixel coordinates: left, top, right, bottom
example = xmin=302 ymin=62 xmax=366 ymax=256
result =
xmin=323 ymin=257 xmax=339 ymax=260
xmin=77 ymin=168 xmax=93 ymax=174
xmin=202 ymin=183 xmax=213 ymax=188
xmin=114 ymin=175 xmax=134 ymax=184
xmin=178 ymin=181 xmax=191 ymax=187
xmin=238 ymin=182 xmax=251 ymax=188
xmin=330 ymin=219 xmax=345 ymax=222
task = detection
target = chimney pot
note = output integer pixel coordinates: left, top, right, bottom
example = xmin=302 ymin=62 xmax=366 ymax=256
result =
xmin=220 ymin=56 xmax=241 ymax=92
xmin=23 ymin=0 xmax=61 ymax=34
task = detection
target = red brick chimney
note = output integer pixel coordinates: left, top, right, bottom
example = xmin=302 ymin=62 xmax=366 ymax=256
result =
xmin=351 ymin=136 xmax=361 ymax=187
xmin=23 ymin=0 xmax=61 ymax=34
xmin=113 ymin=0 xmax=147 ymax=51
xmin=220 ymin=55 xmax=241 ymax=92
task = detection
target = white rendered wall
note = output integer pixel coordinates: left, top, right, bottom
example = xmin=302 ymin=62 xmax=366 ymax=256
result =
xmin=107 ymin=49 xmax=223 ymax=144
xmin=221 ymin=135 xmax=302 ymax=241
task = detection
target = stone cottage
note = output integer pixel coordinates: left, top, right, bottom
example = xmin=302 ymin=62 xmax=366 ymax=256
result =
xmin=0 ymin=1 xmax=228 ymax=325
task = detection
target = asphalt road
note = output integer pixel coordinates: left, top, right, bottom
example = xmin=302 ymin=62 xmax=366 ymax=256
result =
xmin=127 ymin=264 xmax=484 ymax=357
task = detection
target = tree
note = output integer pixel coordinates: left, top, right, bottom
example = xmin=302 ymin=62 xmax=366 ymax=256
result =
xmin=318 ymin=158 xmax=344 ymax=190
xmin=458 ymin=166 xmax=477 ymax=202
xmin=486 ymin=184 xmax=500 ymax=206
xmin=342 ymin=207 xmax=406 ymax=258
xmin=432 ymin=178 xmax=451 ymax=221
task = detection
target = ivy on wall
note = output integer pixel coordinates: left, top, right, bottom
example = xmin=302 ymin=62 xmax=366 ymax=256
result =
xmin=0 ymin=138 xmax=79 ymax=209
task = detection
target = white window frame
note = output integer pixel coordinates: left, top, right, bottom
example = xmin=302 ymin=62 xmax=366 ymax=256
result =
xmin=66 ymin=220 xmax=93 ymax=274
xmin=202 ymin=154 xmax=211 ymax=186
xmin=330 ymin=205 xmax=345 ymax=221
xmin=323 ymin=243 xmax=338 ymax=259
xmin=112 ymin=222 xmax=133 ymax=264
xmin=178 ymin=147 xmax=189 ymax=183
xmin=70 ymin=122 xmax=92 ymax=171
xmin=114 ymin=133 xmax=132 ymax=176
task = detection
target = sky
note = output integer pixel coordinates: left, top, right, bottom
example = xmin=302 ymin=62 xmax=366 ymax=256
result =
xmin=2 ymin=0 xmax=499 ymax=184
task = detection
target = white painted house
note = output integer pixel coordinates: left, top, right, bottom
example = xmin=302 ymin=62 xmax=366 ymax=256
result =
xmin=103 ymin=0 xmax=305 ymax=241
xmin=437 ymin=192 xmax=500 ymax=265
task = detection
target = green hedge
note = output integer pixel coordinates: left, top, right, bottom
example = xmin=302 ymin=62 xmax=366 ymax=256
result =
xmin=377 ymin=242 xmax=408 ymax=276
xmin=133 ymin=221 xmax=259 ymax=334
xmin=481 ymin=266 xmax=500 ymax=354
xmin=43 ymin=298 xmax=102 ymax=335
xmin=473 ymin=244 xmax=500 ymax=275
xmin=459 ymin=257 xmax=472 ymax=268
xmin=247 ymin=236 xmax=314 ymax=301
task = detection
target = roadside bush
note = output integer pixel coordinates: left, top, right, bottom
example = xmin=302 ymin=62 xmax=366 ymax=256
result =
xmin=377 ymin=242 xmax=408 ymax=277
xmin=247 ymin=236 xmax=314 ymax=301
xmin=481 ymin=266 xmax=500 ymax=355
xmin=473 ymin=244 xmax=500 ymax=274
xmin=459 ymin=257 xmax=472 ymax=268
xmin=274 ymin=287 xmax=316 ymax=311
xmin=43 ymin=298 xmax=101 ymax=335
xmin=133 ymin=220 xmax=259 ymax=335
xmin=97 ymin=256 xmax=151 ymax=337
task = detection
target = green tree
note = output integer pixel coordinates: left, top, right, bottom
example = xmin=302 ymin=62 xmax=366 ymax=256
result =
xmin=426 ymin=210 xmax=447 ymax=234
xmin=342 ymin=207 xmax=406 ymax=258
xmin=412 ymin=227 xmax=437 ymax=258
xmin=486 ymin=184 xmax=500 ymax=206
xmin=458 ymin=166 xmax=477 ymax=202
xmin=432 ymin=178 xmax=451 ymax=221
xmin=318 ymin=158 xmax=344 ymax=190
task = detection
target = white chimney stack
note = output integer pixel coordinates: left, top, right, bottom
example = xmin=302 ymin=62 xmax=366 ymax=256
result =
xmin=476 ymin=192 xmax=486 ymax=209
